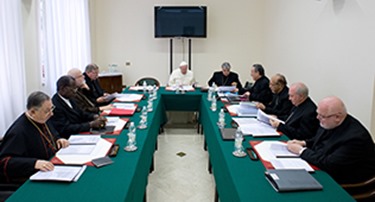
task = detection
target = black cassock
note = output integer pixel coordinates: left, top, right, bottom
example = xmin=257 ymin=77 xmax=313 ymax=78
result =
xmin=0 ymin=114 xmax=58 ymax=183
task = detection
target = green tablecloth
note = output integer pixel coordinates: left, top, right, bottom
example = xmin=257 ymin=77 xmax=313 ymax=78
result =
xmin=199 ymin=95 xmax=354 ymax=202
xmin=7 ymin=91 xmax=166 ymax=202
xmin=7 ymin=87 xmax=354 ymax=201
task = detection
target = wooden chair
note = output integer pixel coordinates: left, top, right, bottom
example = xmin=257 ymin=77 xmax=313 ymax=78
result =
xmin=341 ymin=176 xmax=375 ymax=201
xmin=135 ymin=77 xmax=160 ymax=87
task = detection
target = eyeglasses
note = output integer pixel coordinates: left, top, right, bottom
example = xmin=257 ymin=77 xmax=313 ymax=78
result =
xmin=39 ymin=105 xmax=55 ymax=114
xmin=317 ymin=113 xmax=339 ymax=119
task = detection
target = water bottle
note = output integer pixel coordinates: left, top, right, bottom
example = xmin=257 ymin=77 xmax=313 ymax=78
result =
xmin=208 ymin=87 xmax=213 ymax=101
xmin=147 ymin=99 xmax=153 ymax=112
xmin=125 ymin=122 xmax=137 ymax=151
xmin=234 ymin=127 xmax=244 ymax=154
xmin=211 ymin=95 xmax=217 ymax=111
xmin=138 ymin=114 xmax=148 ymax=129
xmin=141 ymin=106 xmax=147 ymax=117
xmin=218 ymin=108 xmax=225 ymax=128
xmin=142 ymin=81 xmax=147 ymax=93
xmin=129 ymin=122 xmax=136 ymax=135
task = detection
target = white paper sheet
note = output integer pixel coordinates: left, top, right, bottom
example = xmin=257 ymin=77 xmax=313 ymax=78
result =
xmin=68 ymin=135 xmax=101 ymax=145
xmin=56 ymin=138 xmax=112 ymax=165
xmin=30 ymin=165 xmax=87 ymax=182
xmin=257 ymin=109 xmax=285 ymax=125
xmin=113 ymin=103 xmax=137 ymax=110
xmin=115 ymin=93 xmax=143 ymax=102
xmin=217 ymin=86 xmax=236 ymax=92
xmin=269 ymin=159 xmax=314 ymax=172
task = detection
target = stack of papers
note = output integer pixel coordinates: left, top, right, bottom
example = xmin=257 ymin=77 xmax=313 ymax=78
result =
xmin=114 ymin=93 xmax=143 ymax=102
xmin=217 ymin=86 xmax=236 ymax=92
xmin=257 ymin=109 xmax=285 ymax=125
xmin=56 ymin=138 xmax=112 ymax=165
xmin=102 ymin=104 xmax=137 ymax=116
xmin=165 ymin=85 xmax=195 ymax=91
xmin=30 ymin=165 xmax=87 ymax=182
xmin=129 ymin=86 xmax=158 ymax=91
xmin=253 ymin=141 xmax=314 ymax=172
xmin=69 ymin=135 xmax=101 ymax=145
xmin=226 ymin=102 xmax=258 ymax=117
xmin=105 ymin=116 xmax=127 ymax=134
xmin=232 ymin=117 xmax=280 ymax=137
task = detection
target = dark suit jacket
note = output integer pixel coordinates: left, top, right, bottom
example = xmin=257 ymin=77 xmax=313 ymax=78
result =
xmin=71 ymin=88 xmax=100 ymax=114
xmin=301 ymin=115 xmax=375 ymax=184
xmin=277 ymin=97 xmax=319 ymax=140
xmin=240 ymin=76 xmax=272 ymax=105
xmin=50 ymin=94 xmax=96 ymax=138
xmin=0 ymin=114 xmax=58 ymax=183
xmin=83 ymin=72 xmax=105 ymax=102
xmin=263 ymin=86 xmax=293 ymax=120
xmin=208 ymin=71 xmax=243 ymax=89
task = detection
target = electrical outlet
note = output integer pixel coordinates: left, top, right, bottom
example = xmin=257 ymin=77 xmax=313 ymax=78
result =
xmin=125 ymin=61 xmax=131 ymax=66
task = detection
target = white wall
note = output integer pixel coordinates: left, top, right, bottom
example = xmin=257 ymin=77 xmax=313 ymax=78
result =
xmin=23 ymin=0 xmax=375 ymax=137
xmin=262 ymin=0 xmax=375 ymax=137
xmin=89 ymin=0 xmax=264 ymax=87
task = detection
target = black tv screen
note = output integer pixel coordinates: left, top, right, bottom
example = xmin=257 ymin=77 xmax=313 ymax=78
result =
xmin=154 ymin=6 xmax=207 ymax=38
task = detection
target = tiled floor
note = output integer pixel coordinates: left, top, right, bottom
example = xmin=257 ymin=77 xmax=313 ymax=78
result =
xmin=147 ymin=128 xmax=216 ymax=202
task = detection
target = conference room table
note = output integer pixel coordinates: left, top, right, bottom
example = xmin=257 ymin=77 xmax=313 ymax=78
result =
xmin=7 ymin=87 xmax=354 ymax=202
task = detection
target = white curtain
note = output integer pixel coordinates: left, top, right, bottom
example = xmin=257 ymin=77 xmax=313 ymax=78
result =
xmin=0 ymin=0 xmax=27 ymax=138
xmin=41 ymin=0 xmax=91 ymax=94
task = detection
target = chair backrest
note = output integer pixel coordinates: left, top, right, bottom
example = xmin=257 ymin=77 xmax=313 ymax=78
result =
xmin=341 ymin=176 xmax=375 ymax=201
xmin=135 ymin=77 xmax=160 ymax=87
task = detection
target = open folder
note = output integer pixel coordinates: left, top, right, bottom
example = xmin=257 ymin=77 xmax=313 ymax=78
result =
xmin=30 ymin=165 xmax=87 ymax=182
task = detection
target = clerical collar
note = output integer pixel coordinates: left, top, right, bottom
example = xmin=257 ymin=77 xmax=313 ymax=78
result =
xmin=25 ymin=112 xmax=44 ymax=126
xmin=58 ymin=93 xmax=73 ymax=108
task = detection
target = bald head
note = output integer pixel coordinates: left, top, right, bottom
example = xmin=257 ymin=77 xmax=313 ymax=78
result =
xmin=288 ymin=82 xmax=309 ymax=106
xmin=269 ymin=73 xmax=287 ymax=94
xmin=317 ymin=96 xmax=347 ymax=129
xmin=67 ymin=68 xmax=85 ymax=87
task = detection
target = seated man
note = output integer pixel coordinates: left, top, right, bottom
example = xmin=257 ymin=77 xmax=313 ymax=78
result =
xmin=208 ymin=62 xmax=243 ymax=91
xmin=67 ymin=68 xmax=112 ymax=114
xmin=241 ymin=64 xmax=272 ymax=105
xmin=83 ymin=63 xmax=111 ymax=105
xmin=256 ymin=73 xmax=293 ymax=120
xmin=287 ymin=96 xmax=375 ymax=184
xmin=168 ymin=61 xmax=195 ymax=86
xmin=0 ymin=91 xmax=69 ymax=183
xmin=50 ymin=75 xmax=106 ymax=138
xmin=270 ymin=82 xmax=319 ymax=140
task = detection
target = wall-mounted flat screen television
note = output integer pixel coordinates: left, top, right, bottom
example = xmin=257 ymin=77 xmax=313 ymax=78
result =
xmin=154 ymin=6 xmax=207 ymax=38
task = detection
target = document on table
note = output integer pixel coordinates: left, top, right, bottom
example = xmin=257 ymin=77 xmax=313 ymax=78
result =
xmin=113 ymin=103 xmax=137 ymax=110
xmin=232 ymin=117 xmax=280 ymax=137
xmin=106 ymin=116 xmax=127 ymax=132
xmin=238 ymin=102 xmax=258 ymax=116
xmin=57 ymin=145 xmax=96 ymax=155
xmin=257 ymin=109 xmax=285 ymax=125
xmin=30 ymin=165 xmax=87 ymax=182
xmin=269 ymin=142 xmax=299 ymax=158
xmin=115 ymin=93 xmax=143 ymax=102
xmin=56 ymin=138 xmax=112 ymax=165
xmin=240 ymin=123 xmax=280 ymax=137
xmin=253 ymin=141 xmax=314 ymax=171
xmin=129 ymin=86 xmax=157 ymax=91
xmin=217 ymin=86 xmax=236 ymax=92
xmin=269 ymin=159 xmax=314 ymax=172
xmin=68 ymin=135 xmax=101 ymax=145
xmin=165 ymin=85 xmax=195 ymax=91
